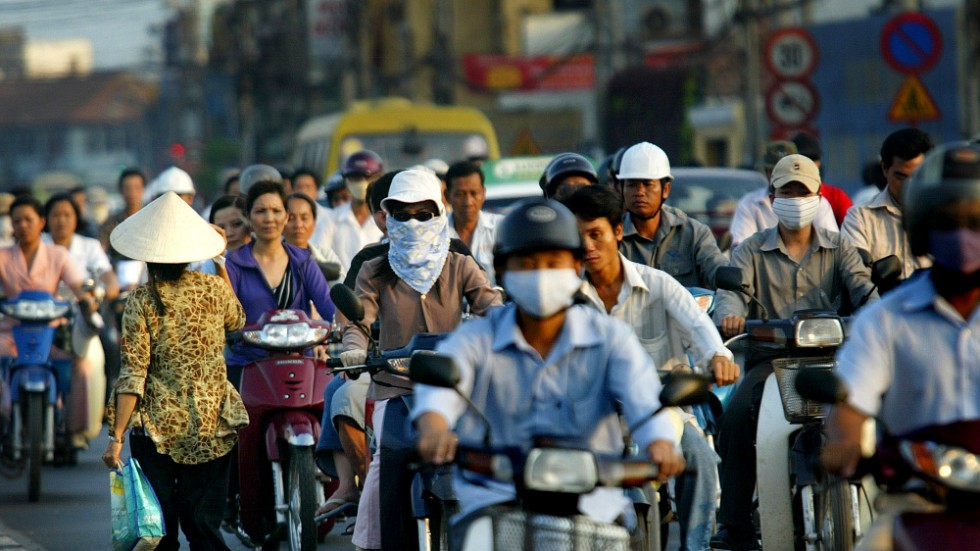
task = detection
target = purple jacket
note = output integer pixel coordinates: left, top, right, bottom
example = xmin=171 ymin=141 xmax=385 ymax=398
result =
xmin=225 ymin=241 xmax=336 ymax=366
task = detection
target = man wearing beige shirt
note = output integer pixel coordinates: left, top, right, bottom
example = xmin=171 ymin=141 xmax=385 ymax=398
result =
xmin=841 ymin=128 xmax=934 ymax=278
xmin=711 ymin=155 xmax=876 ymax=550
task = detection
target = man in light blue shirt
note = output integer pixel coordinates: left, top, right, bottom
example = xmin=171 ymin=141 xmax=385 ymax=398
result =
xmin=824 ymin=143 xmax=980 ymax=551
xmin=413 ymin=197 xmax=683 ymax=520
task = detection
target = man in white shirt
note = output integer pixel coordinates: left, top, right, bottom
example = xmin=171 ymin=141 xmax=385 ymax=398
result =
xmin=729 ymin=141 xmax=838 ymax=248
xmin=565 ymin=185 xmax=738 ymax=551
xmin=841 ymin=128 xmax=934 ymax=278
xmin=445 ymin=161 xmax=502 ymax=284
xmin=331 ymin=150 xmax=385 ymax=269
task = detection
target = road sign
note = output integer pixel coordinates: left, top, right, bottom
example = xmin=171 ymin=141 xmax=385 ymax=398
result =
xmin=880 ymin=12 xmax=942 ymax=74
xmin=509 ymin=128 xmax=542 ymax=156
xmin=764 ymin=28 xmax=819 ymax=79
xmin=888 ymin=75 xmax=940 ymax=122
xmin=766 ymin=80 xmax=820 ymax=127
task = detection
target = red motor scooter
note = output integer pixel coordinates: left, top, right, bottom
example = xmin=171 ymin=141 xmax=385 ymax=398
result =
xmin=234 ymin=308 xmax=335 ymax=551
xmin=796 ymin=369 xmax=980 ymax=551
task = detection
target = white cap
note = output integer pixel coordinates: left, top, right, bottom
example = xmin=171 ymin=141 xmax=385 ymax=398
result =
xmin=144 ymin=166 xmax=195 ymax=204
xmin=617 ymin=142 xmax=672 ymax=181
xmin=381 ymin=169 xmax=446 ymax=215
xmin=423 ymin=158 xmax=449 ymax=176
xmin=111 ymin=192 xmax=224 ymax=263
xmin=770 ymin=154 xmax=821 ymax=193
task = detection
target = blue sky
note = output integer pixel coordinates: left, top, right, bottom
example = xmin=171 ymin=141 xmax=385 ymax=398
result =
xmin=0 ymin=0 xmax=169 ymax=69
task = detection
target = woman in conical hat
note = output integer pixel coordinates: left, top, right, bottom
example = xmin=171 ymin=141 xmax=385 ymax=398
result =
xmin=101 ymin=191 xmax=248 ymax=551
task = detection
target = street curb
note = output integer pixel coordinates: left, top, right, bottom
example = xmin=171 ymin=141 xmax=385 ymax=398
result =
xmin=0 ymin=518 xmax=43 ymax=551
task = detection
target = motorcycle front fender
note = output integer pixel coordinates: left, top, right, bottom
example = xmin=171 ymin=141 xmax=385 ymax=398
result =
xmin=756 ymin=373 xmax=797 ymax=551
xmin=263 ymin=411 xmax=319 ymax=462
xmin=411 ymin=465 xmax=457 ymax=519
xmin=790 ymin=424 xmax=824 ymax=487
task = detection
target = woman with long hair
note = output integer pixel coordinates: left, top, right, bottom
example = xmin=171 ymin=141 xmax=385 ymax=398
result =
xmin=101 ymin=192 xmax=246 ymax=551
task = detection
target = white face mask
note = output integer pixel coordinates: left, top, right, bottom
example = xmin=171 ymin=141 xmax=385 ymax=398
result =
xmin=346 ymin=178 xmax=368 ymax=202
xmin=503 ymin=268 xmax=582 ymax=318
xmin=771 ymin=196 xmax=820 ymax=230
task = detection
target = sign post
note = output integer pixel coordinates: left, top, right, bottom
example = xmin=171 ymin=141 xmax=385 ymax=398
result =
xmin=764 ymin=27 xmax=820 ymax=139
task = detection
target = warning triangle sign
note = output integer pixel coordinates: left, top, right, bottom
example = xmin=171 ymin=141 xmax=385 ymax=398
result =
xmin=510 ymin=128 xmax=542 ymax=156
xmin=888 ymin=75 xmax=940 ymax=122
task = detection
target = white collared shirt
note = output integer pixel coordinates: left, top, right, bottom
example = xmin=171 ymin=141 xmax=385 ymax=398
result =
xmin=330 ymin=201 xmax=383 ymax=270
xmin=309 ymin=203 xmax=336 ymax=256
xmin=840 ymin=187 xmax=931 ymax=279
xmin=448 ymin=211 xmax=502 ymax=285
xmin=580 ymin=254 xmax=732 ymax=370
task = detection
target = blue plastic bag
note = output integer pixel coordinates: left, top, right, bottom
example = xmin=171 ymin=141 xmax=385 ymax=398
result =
xmin=110 ymin=457 xmax=165 ymax=551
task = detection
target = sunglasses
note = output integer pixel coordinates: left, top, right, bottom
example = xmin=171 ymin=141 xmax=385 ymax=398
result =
xmin=391 ymin=211 xmax=438 ymax=222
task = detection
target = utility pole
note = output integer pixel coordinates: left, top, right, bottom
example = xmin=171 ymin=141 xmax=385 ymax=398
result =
xmin=742 ymin=0 xmax=761 ymax=166
xmin=593 ymin=0 xmax=625 ymax=150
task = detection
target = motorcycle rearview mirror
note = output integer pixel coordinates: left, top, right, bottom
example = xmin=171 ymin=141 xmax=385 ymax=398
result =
xmin=658 ymin=372 xmax=715 ymax=408
xmin=857 ymin=248 xmax=873 ymax=268
xmin=628 ymin=373 xmax=714 ymax=435
xmin=714 ymin=266 xmax=770 ymax=322
xmin=794 ymin=368 xmax=848 ymax=404
xmin=409 ymin=352 xmax=494 ymax=447
xmin=330 ymin=284 xmax=365 ymax=322
xmin=871 ymin=256 xmax=901 ymax=286
xmin=408 ymin=351 xmax=460 ymax=388
xmin=318 ymin=261 xmax=342 ymax=283
xmin=858 ymin=255 xmax=903 ymax=306
xmin=714 ymin=266 xmax=744 ymax=293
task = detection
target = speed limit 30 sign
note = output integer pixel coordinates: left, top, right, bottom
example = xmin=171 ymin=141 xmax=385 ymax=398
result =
xmin=765 ymin=28 xmax=818 ymax=79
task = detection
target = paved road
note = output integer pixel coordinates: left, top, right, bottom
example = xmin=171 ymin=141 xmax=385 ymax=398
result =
xmin=0 ymin=430 xmax=353 ymax=550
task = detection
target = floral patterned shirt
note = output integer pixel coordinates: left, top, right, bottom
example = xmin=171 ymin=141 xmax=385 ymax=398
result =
xmin=107 ymin=270 xmax=248 ymax=464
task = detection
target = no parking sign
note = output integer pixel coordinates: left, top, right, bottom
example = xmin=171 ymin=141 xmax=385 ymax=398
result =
xmin=880 ymin=12 xmax=942 ymax=75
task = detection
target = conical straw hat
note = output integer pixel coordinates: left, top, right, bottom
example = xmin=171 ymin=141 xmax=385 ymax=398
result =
xmin=110 ymin=192 xmax=224 ymax=263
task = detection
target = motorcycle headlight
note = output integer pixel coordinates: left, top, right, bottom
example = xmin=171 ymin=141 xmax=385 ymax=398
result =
xmin=242 ymin=322 xmax=328 ymax=348
xmin=901 ymin=441 xmax=980 ymax=492
xmin=524 ymin=448 xmax=597 ymax=494
xmin=794 ymin=318 xmax=844 ymax=347
xmin=386 ymin=357 xmax=410 ymax=376
xmin=1 ymin=299 xmax=70 ymax=321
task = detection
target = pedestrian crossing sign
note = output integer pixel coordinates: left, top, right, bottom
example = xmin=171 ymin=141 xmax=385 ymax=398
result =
xmin=888 ymin=75 xmax=940 ymax=122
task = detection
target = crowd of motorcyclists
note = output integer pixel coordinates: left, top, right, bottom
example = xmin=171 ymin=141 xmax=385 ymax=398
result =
xmin=0 ymin=123 xmax=977 ymax=551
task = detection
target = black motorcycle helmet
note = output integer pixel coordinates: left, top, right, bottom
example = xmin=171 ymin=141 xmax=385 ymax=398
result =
xmin=238 ymin=164 xmax=282 ymax=196
xmin=610 ymin=147 xmax=627 ymax=178
xmin=342 ymin=150 xmax=384 ymax=179
xmin=493 ymin=197 xmax=583 ymax=280
xmin=540 ymin=153 xmax=598 ymax=197
xmin=904 ymin=142 xmax=980 ymax=257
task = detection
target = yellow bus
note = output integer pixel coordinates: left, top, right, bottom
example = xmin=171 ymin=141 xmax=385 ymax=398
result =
xmin=291 ymin=97 xmax=500 ymax=178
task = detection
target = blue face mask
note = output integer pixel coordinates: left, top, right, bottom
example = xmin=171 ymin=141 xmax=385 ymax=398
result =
xmin=929 ymin=228 xmax=980 ymax=274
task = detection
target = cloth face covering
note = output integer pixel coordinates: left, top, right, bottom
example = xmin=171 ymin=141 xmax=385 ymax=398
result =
xmin=346 ymin=178 xmax=369 ymax=202
xmin=771 ymin=196 xmax=820 ymax=230
xmin=387 ymin=216 xmax=450 ymax=295
xmin=929 ymin=228 xmax=980 ymax=274
xmin=503 ymin=268 xmax=582 ymax=318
